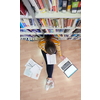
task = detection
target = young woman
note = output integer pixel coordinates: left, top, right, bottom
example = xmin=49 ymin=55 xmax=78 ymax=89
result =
xmin=38 ymin=35 xmax=65 ymax=90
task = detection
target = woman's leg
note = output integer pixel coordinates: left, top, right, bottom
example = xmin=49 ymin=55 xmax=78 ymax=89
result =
xmin=41 ymin=50 xmax=54 ymax=78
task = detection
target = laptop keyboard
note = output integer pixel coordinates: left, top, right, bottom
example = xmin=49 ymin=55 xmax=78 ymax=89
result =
xmin=61 ymin=61 xmax=71 ymax=71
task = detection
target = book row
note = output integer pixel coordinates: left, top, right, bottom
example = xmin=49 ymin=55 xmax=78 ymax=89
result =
xmin=20 ymin=0 xmax=81 ymax=15
xmin=20 ymin=18 xmax=81 ymax=28
xmin=20 ymin=34 xmax=81 ymax=41
xmin=20 ymin=29 xmax=81 ymax=33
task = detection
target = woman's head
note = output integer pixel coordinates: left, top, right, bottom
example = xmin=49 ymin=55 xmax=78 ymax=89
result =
xmin=44 ymin=35 xmax=53 ymax=41
xmin=45 ymin=40 xmax=56 ymax=55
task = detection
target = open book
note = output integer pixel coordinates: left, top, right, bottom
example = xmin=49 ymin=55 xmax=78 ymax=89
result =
xmin=46 ymin=54 xmax=56 ymax=65
xmin=24 ymin=59 xmax=43 ymax=80
xmin=58 ymin=58 xmax=78 ymax=78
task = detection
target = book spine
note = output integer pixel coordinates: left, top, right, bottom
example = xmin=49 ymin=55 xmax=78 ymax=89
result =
xmin=52 ymin=0 xmax=57 ymax=12
xmin=67 ymin=0 xmax=71 ymax=12
xmin=23 ymin=19 xmax=30 ymax=27
xmin=29 ymin=19 xmax=34 ymax=26
xmin=20 ymin=22 xmax=25 ymax=28
xmin=66 ymin=19 xmax=70 ymax=27
xmin=76 ymin=20 xmax=81 ymax=27
xmin=72 ymin=19 xmax=77 ymax=27
xmin=61 ymin=18 xmax=64 ymax=28
xmin=71 ymin=0 xmax=79 ymax=13
xmin=35 ymin=0 xmax=41 ymax=9
xmin=69 ymin=19 xmax=73 ymax=27
xmin=37 ymin=0 xmax=46 ymax=13
xmin=77 ymin=0 xmax=81 ymax=13
xmin=48 ymin=18 xmax=53 ymax=27
xmin=56 ymin=0 xmax=58 ymax=12
xmin=48 ymin=0 xmax=53 ymax=11
xmin=20 ymin=0 xmax=27 ymax=15
xmin=62 ymin=0 xmax=67 ymax=12
xmin=21 ymin=19 xmax=27 ymax=27
xmin=29 ymin=0 xmax=40 ymax=13
xmin=59 ymin=0 xmax=63 ymax=11
xmin=46 ymin=19 xmax=49 ymax=27
xmin=64 ymin=19 xmax=66 ymax=28
xmin=42 ymin=0 xmax=49 ymax=12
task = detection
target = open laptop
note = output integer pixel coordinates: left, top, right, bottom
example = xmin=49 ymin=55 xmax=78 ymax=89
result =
xmin=58 ymin=58 xmax=78 ymax=78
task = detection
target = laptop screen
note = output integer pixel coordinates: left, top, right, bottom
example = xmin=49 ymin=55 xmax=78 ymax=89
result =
xmin=64 ymin=64 xmax=78 ymax=78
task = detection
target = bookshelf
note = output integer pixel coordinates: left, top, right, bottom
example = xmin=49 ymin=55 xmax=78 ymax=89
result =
xmin=20 ymin=0 xmax=81 ymax=41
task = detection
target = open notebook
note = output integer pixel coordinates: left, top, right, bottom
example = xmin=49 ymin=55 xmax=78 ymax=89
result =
xmin=46 ymin=54 xmax=56 ymax=65
xmin=24 ymin=59 xmax=43 ymax=80
xmin=58 ymin=58 xmax=78 ymax=78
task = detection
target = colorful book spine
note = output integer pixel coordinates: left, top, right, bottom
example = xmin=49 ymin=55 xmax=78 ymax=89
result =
xmin=72 ymin=19 xmax=77 ymax=27
xmin=62 ymin=0 xmax=67 ymax=12
xmin=23 ymin=19 xmax=30 ymax=27
xmin=42 ymin=0 xmax=49 ymax=12
xmin=71 ymin=0 xmax=79 ymax=13
xmin=20 ymin=22 xmax=25 ymax=28
xmin=20 ymin=0 xmax=27 ymax=15
xmin=29 ymin=19 xmax=34 ymax=26
xmin=66 ymin=19 xmax=70 ymax=27
xmin=29 ymin=0 xmax=40 ymax=13
xmin=77 ymin=0 xmax=81 ymax=13
xmin=37 ymin=0 xmax=46 ymax=13
xmin=59 ymin=0 xmax=63 ymax=11
xmin=67 ymin=0 xmax=71 ymax=12
xmin=52 ymin=0 xmax=57 ymax=12
xmin=48 ymin=0 xmax=53 ymax=11
xmin=20 ymin=19 xmax=27 ymax=27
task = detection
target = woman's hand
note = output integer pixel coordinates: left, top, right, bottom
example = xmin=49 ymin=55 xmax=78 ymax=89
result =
xmin=60 ymin=55 xmax=65 ymax=60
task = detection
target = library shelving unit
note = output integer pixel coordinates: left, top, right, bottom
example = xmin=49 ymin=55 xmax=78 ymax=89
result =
xmin=20 ymin=0 xmax=81 ymax=40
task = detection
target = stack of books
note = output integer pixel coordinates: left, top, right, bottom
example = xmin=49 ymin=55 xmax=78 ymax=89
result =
xmin=20 ymin=18 xmax=81 ymax=28
xmin=27 ymin=0 xmax=81 ymax=13
xmin=20 ymin=34 xmax=81 ymax=41
xmin=20 ymin=29 xmax=41 ymax=33
xmin=20 ymin=18 xmax=37 ymax=28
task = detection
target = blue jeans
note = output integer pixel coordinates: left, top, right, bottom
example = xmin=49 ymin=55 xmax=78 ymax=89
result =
xmin=41 ymin=50 xmax=56 ymax=78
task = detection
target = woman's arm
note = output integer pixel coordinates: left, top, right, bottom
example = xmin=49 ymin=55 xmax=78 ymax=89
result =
xmin=56 ymin=42 xmax=65 ymax=60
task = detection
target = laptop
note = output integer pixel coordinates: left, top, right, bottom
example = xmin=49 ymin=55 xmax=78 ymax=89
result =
xmin=58 ymin=58 xmax=78 ymax=78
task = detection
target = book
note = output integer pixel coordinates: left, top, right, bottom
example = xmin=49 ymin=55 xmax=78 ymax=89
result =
xmin=20 ymin=0 xmax=27 ymax=15
xmin=76 ymin=20 xmax=81 ymax=27
xmin=76 ymin=19 xmax=81 ymax=27
xmin=42 ymin=0 xmax=49 ymax=12
xmin=46 ymin=54 xmax=56 ymax=65
xmin=69 ymin=19 xmax=74 ymax=27
xmin=52 ymin=0 xmax=57 ymax=12
xmin=77 ymin=0 xmax=81 ymax=13
xmin=20 ymin=22 xmax=25 ymax=28
xmin=71 ymin=0 xmax=79 ymax=13
xmin=48 ymin=0 xmax=52 ymax=12
xmin=62 ymin=0 xmax=67 ymax=12
xmin=58 ymin=58 xmax=78 ymax=78
xmin=34 ymin=0 xmax=41 ymax=9
xmin=29 ymin=19 xmax=34 ymax=26
xmin=24 ymin=59 xmax=43 ymax=80
xmin=66 ymin=18 xmax=70 ymax=27
xmin=23 ymin=19 xmax=30 ymax=27
xmin=29 ymin=0 xmax=40 ymax=13
xmin=59 ymin=0 xmax=63 ymax=11
xmin=67 ymin=0 xmax=72 ymax=12
xmin=37 ymin=0 xmax=46 ymax=13
xmin=72 ymin=19 xmax=77 ymax=27
xmin=20 ymin=19 xmax=27 ymax=27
